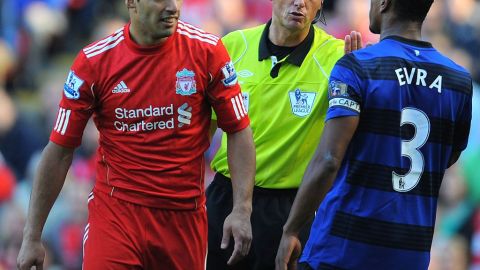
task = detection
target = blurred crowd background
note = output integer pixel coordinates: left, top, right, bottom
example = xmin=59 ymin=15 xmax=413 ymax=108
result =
xmin=0 ymin=0 xmax=478 ymax=269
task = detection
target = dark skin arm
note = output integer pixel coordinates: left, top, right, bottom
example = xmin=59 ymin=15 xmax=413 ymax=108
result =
xmin=275 ymin=116 xmax=359 ymax=270
xmin=448 ymin=150 xmax=462 ymax=168
xmin=17 ymin=142 xmax=74 ymax=270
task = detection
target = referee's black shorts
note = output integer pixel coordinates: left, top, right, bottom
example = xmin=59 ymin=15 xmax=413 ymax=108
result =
xmin=206 ymin=173 xmax=314 ymax=270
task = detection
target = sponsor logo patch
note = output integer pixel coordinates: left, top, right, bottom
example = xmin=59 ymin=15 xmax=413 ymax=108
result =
xmin=178 ymin=103 xmax=193 ymax=128
xmin=237 ymin=70 xmax=253 ymax=78
xmin=221 ymin=61 xmax=238 ymax=87
xmin=288 ymin=89 xmax=316 ymax=117
xmin=176 ymin=68 xmax=197 ymax=96
xmin=64 ymin=71 xmax=84 ymax=99
xmin=112 ymin=81 xmax=131 ymax=93
xmin=328 ymin=81 xmax=349 ymax=98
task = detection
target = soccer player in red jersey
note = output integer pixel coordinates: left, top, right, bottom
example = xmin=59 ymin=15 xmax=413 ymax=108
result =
xmin=16 ymin=0 xmax=255 ymax=269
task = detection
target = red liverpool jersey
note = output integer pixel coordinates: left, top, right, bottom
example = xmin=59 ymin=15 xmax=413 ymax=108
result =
xmin=50 ymin=21 xmax=250 ymax=209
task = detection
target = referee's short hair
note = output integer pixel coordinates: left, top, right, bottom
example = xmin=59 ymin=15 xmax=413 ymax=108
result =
xmin=393 ymin=0 xmax=434 ymax=23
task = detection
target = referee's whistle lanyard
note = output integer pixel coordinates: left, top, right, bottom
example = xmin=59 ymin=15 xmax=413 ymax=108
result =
xmin=270 ymin=56 xmax=288 ymax=78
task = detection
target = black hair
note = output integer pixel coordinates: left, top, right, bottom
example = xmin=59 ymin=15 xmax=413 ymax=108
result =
xmin=312 ymin=9 xmax=326 ymax=25
xmin=312 ymin=0 xmax=327 ymax=25
xmin=392 ymin=0 xmax=434 ymax=23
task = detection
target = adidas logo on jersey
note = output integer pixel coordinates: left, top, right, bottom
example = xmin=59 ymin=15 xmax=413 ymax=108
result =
xmin=112 ymin=81 xmax=130 ymax=93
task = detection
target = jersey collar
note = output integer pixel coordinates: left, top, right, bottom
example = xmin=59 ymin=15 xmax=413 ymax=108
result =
xmin=382 ymin=35 xmax=433 ymax=48
xmin=258 ymin=20 xmax=314 ymax=66
xmin=124 ymin=22 xmax=176 ymax=54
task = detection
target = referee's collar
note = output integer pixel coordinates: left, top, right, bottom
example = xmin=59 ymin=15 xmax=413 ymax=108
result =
xmin=258 ymin=20 xmax=314 ymax=66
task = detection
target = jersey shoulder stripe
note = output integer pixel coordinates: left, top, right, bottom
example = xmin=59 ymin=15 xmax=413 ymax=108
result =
xmin=177 ymin=21 xmax=219 ymax=46
xmin=177 ymin=21 xmax=219 ymax=42
xmin=83 ymin=27 xmax=122 ymax=53
xmin=83 ymin=27 xmax=124 ymax=59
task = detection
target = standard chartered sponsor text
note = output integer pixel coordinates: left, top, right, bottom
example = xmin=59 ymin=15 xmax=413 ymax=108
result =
xmin=114 ymin=105 xmax=175 ymax=132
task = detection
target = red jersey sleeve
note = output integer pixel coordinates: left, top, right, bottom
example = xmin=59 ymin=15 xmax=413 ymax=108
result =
xmin=49 ymin=52 xmax=96 ymax=148
xmin=206 ymin=40 xmax=250 ymax=133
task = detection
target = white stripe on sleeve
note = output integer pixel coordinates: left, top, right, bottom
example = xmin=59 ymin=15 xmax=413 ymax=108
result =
xmin=55 ymin=108 xmax=66 ymax=133
xmin=234 ymin=95 xmax=245 ymax=117
xmin=60 ymin=109 xmax=71 ymax=135
xmin=53 ymin=108 xmax=63 ymax=131
xmin=231 ymin=97 xmax=241 ymax=120
xmin=238 ymin=94 xmax=247 ymax=115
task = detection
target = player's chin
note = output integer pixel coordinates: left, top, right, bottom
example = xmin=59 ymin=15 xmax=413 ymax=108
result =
xmin=155 ymin=21 xmax=177 ymax=33
xmin=369 ymin=24 xmax=380 ymax=35
xmin=153 ymin=28 xmax=175 ymax=39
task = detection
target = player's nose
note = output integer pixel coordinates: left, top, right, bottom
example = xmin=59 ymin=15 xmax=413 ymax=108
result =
xmin=164 ymin=0 xmax=180 ymax=13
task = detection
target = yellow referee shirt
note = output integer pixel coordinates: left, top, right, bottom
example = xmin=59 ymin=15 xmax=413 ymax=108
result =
xmin=212 ymin=21 xmax=344 ymax=189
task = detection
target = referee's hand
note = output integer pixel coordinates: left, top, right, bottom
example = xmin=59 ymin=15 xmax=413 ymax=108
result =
xmin=221 ymin=209 xmax=252 ymax=265
xmin=344 ymin=31 xmax=363 ymax=54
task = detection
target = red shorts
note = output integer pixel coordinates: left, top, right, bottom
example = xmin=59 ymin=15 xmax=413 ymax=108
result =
xmin=83 ymin=189 xmax=207 ymax=270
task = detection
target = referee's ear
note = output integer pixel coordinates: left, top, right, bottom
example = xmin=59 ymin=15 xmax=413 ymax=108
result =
xmin=312 ymin=0 xmax=326 ymax=25
xmin=126 ymin=0 xmax=136 ymax=9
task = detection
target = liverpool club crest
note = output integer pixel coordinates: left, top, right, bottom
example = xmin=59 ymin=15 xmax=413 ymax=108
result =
xmin=176 ymin=68 xmax=197 ymax=96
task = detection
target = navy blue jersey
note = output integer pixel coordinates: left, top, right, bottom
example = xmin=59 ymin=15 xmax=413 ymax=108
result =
xmin=301 ymin=36 xmax=472 ymax=270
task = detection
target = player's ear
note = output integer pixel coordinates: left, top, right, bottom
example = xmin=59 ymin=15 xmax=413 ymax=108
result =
xmin=380 ymin=0 xmax=392 ymax=13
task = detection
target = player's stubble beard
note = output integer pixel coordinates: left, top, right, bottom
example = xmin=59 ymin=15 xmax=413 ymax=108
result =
xmin=138 ymin=7 xmax=180 ymax=42
xmin=155 ymin=12 xmax=180 ymax=39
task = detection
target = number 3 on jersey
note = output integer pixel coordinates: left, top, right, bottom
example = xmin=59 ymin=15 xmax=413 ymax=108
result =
xmin=392 ymin=108 xmax=431 ymax=192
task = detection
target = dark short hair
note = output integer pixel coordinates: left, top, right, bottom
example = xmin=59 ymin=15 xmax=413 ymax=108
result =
xmin=392 ymin=0 xmax=434 ymax=22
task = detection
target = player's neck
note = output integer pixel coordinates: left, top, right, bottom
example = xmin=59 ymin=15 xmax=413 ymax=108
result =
xmin=269 ymin=20 xmax=309 ymax=47
xmin=380 ymin=20 xmax=423 ymax=42
xmin=129 ymin=22 xmax=169 ymax=47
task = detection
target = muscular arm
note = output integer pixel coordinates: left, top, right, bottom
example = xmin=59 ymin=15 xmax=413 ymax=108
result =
xmin=448 ymin=151 xmax=462 ymax=168
xmin=18 ymin=141 xmax=74 ymax=269
xmin=283 ymin=116 xmax=358 ymax=234
xmin=223 ymin=126 xmax=255 ymax=264
xmin=276 ymin=116 xmax=358 ymax=270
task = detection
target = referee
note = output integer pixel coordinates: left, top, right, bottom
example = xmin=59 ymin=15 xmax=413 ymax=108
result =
xmin=207 ymin=0 xmax=362 ymax=269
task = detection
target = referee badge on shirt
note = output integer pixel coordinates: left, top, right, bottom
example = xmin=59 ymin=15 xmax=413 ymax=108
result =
xmin=328 ymin=81 xmax=360 ymax=113
xmin=175 ymin=68 xmax=197 ymax=96
xmin=64 ymin=70 xmax=84 ymax=100
xmin=288 ymin=89 xmax=316 ymax=117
